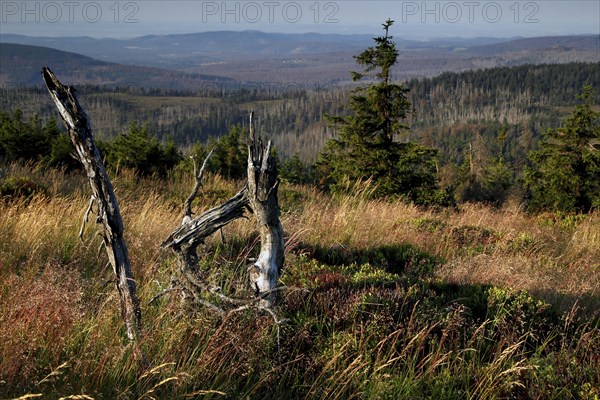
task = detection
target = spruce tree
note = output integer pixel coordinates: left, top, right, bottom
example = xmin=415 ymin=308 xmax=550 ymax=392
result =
xmin=105 ymin=122 xmax=182 ymax=177
xmin=191 ymin=125 xmax=249 ymax=180
xmin=317 ymin=19 xmax=444 ymax=204
xmin=524 ymin=86 xmax=600 ymax=213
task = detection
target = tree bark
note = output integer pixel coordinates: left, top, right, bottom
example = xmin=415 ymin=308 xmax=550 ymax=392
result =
xmin=42 ymin=67 xmax=141 ymax=340
xmin=246 ymin=112 xmax=285 ymax=308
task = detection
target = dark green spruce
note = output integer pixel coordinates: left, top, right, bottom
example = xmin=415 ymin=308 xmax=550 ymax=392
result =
xmin=317 ymin=19 xmax=445 ymax=205
xmin=524 ymin=86 xmax=600 ymax=213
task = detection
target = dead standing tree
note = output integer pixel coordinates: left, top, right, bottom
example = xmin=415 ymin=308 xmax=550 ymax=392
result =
xmin=246 ymin=112 xmax=285 ymax=308
xmin=161 ymin=112 xmax=285 ymax=312
xmin=42 ymin=67 xmax=141 ymax=341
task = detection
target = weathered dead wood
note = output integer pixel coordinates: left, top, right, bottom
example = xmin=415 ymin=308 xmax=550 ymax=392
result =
xmin=182 ymin=147 xmax=215 ymax=225
xmin=41 ymin=67 xmax=141 ymax=340
xmin=162 ymin=182 xmax=249 ymax=303
xmin=162 ymin=188 xmax=249 ymax=251
xmin=246 ymin=112 xmax=285 ymax=307
xmin=162 ymin=146 xmax=243 ymax=304
xmin=160 ymin=112 xmax=284 ymax=314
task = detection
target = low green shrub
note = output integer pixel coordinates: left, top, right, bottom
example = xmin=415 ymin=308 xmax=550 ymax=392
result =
xmin=0 ymin=176 xmax=47 ymax=201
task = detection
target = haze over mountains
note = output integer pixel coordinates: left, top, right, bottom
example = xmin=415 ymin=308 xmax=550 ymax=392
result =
xmin=1 ymin=31 xmax=598 ymax=87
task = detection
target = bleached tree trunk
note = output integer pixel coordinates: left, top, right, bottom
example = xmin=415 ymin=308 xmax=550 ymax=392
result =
xmin=42 ymin=67 xmax=141 ymax=340
xmin=246 ymin=113 xmax=284 ymax=308
xmin=162 ymin=112 xmax=284 ymax=310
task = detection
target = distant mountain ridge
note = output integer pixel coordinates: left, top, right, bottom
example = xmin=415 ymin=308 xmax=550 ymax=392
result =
xmin=0 ymin=43 xmax=232 ymax=88
xmin=1 ymin=31 xmax=598 ymax=86
xmin=465 ymin=35 xmax=600 ymax=56
xmin=0 ymin=31 xmax=377 ymax=68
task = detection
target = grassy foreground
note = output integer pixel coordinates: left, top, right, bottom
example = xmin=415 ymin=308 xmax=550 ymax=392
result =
xmin=1 ymin=163 xmax=598 ymax=399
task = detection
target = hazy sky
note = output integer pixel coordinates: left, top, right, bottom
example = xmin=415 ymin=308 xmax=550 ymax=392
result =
xmin=1 ymin=0 xmax=599 ymax=39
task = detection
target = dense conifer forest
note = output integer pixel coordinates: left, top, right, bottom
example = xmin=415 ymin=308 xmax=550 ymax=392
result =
xmin=2 ymin=62 xmax=597 ymax=156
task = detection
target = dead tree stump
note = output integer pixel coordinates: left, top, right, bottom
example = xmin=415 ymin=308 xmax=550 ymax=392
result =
xmin=162 ymin=112 xmax=284 ymax=311
xmin=246 ymin=112 xmax=285 ymax=307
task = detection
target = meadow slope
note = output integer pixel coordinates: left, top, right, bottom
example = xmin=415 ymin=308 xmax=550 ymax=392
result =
xmin=1 ymin=163 xmax=598 ymax=399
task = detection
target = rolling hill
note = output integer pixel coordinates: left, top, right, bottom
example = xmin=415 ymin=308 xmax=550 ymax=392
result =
xmin=0 ymin=43 xmax=232 ymax=88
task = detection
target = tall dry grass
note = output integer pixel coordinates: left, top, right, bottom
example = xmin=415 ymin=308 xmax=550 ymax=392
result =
xmin=282 ymin=183 xmax=599 ymax=314
xmin=1 ymin=165 xmax=598 ymax=398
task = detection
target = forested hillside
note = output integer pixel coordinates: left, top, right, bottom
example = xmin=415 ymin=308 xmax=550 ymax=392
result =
xmin=408 ymin=62 xmax=599 ymax=165
xmin=410 ymin=62 xmax=599 ymax=126
xmin=1 ymin=62 xmax=597 ymax=163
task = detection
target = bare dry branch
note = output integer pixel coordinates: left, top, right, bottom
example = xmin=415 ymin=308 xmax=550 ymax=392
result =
xmin=183 ymin=146 xmax=216 ymax=224
xmin=148 ymin=287 xmax=181 ymax=305
xmin=163 ymin=188 xmax=249 ymax=250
